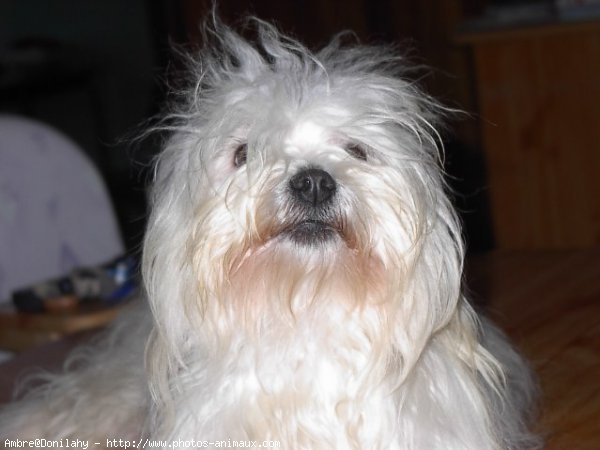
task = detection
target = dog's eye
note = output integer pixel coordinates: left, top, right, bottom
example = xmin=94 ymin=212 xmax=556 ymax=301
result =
xmin=233 ymin=143 xmax=248 ymax=167
xmin=345 ymin=143 xmax=367 ymax=161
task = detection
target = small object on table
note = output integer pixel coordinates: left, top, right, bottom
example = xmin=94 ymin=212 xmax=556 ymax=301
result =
xmin=0 ymin=255 xmax=137 ymax=352
xmin=12 ymin=255 xmax=137 ymax=314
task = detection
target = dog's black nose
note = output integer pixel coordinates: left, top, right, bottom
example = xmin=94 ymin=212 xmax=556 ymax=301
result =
xmin=290 ymin=168 xmax=336 ymax=206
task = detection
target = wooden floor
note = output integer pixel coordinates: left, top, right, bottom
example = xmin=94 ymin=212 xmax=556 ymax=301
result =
xmin=1 ymin=250 xmax=599 ymax=448
xmin=467 ymin=249 xmax=600 ymax=450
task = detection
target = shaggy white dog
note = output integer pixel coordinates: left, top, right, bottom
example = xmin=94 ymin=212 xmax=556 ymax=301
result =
xmin=0 ymin=19 xmax=540 ymax=450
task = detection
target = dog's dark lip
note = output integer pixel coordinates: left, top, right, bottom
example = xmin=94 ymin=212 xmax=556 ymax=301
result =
xmin=283 ymin=220 xmax=339 ymax=245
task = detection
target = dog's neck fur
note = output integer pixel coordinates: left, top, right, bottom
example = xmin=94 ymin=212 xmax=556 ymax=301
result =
xmin=152 ymin=273 xmax=498 ymax=449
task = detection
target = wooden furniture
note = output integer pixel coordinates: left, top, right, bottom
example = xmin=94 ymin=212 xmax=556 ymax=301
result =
xmin=1 ymin=250 xmax=599 ymax=448
xmin=458 ymin=20 xmax=600 ymax=249
xmin=0 ymin=303 xmax=123 ymax=352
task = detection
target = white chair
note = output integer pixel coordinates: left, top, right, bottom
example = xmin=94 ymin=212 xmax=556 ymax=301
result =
xmin=0 ymin=115 xmax=123 ymax=305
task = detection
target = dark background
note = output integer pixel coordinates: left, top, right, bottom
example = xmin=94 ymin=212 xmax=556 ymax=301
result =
xmin=2 ymin=0 xmax=595 ymax=255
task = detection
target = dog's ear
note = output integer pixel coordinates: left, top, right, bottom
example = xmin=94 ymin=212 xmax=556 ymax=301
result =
xmin=142 ymin=130 xmax=200 ymax=364
xmin=386 ymin=165 xmax=465 ymax=376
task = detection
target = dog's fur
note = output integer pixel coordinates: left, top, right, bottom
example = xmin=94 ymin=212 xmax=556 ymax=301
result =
xmin=0 ymin=19 xmax=540 ymax=450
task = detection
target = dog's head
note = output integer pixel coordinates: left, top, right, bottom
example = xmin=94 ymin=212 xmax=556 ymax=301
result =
xmin=144 ymin=20 xmax=464 ymax=363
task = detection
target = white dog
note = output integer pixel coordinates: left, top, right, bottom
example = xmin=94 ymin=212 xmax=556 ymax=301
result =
xmin=0 ymin=19 xmax=540 ymax=450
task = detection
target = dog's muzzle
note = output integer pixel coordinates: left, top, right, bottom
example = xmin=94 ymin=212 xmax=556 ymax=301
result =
xmin=284 ymin=167 xmax=340 ymax=245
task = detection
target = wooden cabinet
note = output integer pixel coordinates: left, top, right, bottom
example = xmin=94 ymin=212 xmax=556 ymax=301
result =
xmin=459 ymin=21 xmax=600 ymax=249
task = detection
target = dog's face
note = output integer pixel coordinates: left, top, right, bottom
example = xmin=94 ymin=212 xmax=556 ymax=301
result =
xmin=144 ymin=23 xmax=463 ymax=362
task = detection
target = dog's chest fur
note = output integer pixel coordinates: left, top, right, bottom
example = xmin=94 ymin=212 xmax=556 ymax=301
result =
xmin=169 ymin=300 xmax=399 ymax=449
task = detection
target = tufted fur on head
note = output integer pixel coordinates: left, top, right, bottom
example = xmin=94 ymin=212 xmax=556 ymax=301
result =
xmin=0 ymin=18 xmax=540 ymax=450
